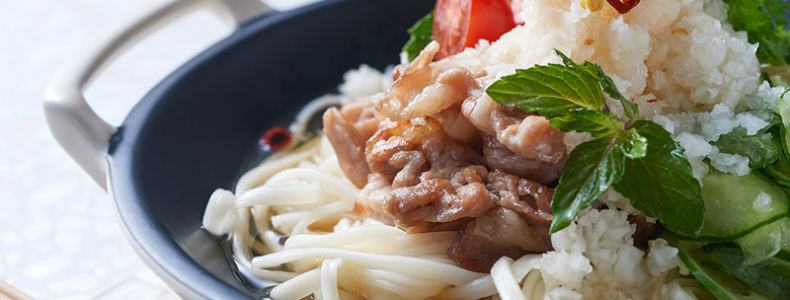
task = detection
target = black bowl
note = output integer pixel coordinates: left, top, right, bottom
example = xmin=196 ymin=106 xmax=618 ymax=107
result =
xmin=106 ymin=0 xmax=434 ymax=298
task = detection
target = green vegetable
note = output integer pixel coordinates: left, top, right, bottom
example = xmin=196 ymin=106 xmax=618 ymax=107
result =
xmin=762 ymin=153 xmax=790 ymax=192
xmin=778 ymin=90 xmax=790 ymax=161
xmin=550 ymin=137 xmax=625 ymax=233
xmin=402 ymin=12 xmax=434 ymax=62
xmin=486 ymin=65 xmax=606 ymax=116
xmin=664 ymin=232 xmax=773 ymax=300
xmin=554 ymin=50 xmax=639 ymax=118
xmin=565 ymin=108 xmax=625 ymax=138
xmin=486 ymin=50 xmax=703 ymax=234
xmin=614 ymin=120 xmax=705 ymax=236
xmin=711 ymin=128 xmax=781 ymax=169
xmin=677 ymin=168 xmax=790 ymax=242
xmin=722 ymin=0 xmax=790 ymax=66
xmin=701 ymin=246 xmax=790 ymax=300
xmin=735 ymin=218 xmax=788 ymax=266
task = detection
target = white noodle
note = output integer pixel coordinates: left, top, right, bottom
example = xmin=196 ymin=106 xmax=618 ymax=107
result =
xmin=264 ymin=169 xmax=358 ymax=200
xmin=201 ymin=134 xmax=697 ymax=300
xmin=236 ymin=183 xmax=323 ymax=208
xmin=289 ymin=201 xmax=354 ymax=236
xmin=491 ymin=257 xmax=526 ymax=300
xmin=320 ymin=258 xmax=342 ymax=300
xmin=234 ymin=147 xmax=316 ymax=194
xmin=251 ymin=248 xmax=484 ymax=285
xmin=435 ymin=275 xmax=497 ymax=300
xmin=202 ymin=189 xmax=236 ymax=236
xmin=269 ymin=269 xmax=321 ymax=300
xmin=288 ymin=95 xmax=343 ymax=144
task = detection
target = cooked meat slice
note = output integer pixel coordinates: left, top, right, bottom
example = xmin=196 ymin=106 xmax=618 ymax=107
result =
xmin=323 ymin=107 xmax=371 ymax=188
xmin=425 ymin=217 xmax=473 ymax=232
xmin=462 ymin=93 xmax=566 ymax=163
xmin=628 ymin=214 xmax=663 ymax=249
xmin=338 ymin=97 xmax=380 ymax=141
xmin=353 ymin=173 xmax=396 ymax=226
xmin=356 ymin=118 xmax=491 ymax=233
xmin=384 ymin=177 xmax=492 ymax=233
xmin=447 ymin=207 xmax=553 ymax=272
xmin=365 ymin=117 xmax=481 ymax=183
xmin=487 ymin=170 xmax=554 ymax=227
xmin=388 ymin=150 xmax=426 ymax=189
xmin=482 ymin=134 xmax=566 ymax=185
xmin=431 ymin=105 xmax=481 ymax=145
xmin=374 ymin=41 xmax=479 ymax=121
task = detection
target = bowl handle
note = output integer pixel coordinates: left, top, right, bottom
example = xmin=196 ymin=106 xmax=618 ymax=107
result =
xmin=43 ymin=0 xmax=273 ymax=191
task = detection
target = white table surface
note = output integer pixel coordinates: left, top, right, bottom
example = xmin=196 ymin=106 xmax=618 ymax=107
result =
xmin=0 ymin=0 xmax=318 ymax=299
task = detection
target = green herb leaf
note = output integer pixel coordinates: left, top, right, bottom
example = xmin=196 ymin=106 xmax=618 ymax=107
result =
xmin=402 ymin=12 xmax=434 ymax=62
xmin=723 ymin=0 xmax=790 ymax=66
xmin=486 ymin=64 xmax=607 ymax=116
xmin=778 ymin=90 xmax=790 ymax=161
xmin=550 ymin=137 xmax=626 ymax=233
xmin=711 ymin=128 xmax=782 ymax=169
xmin=566 ymin=108 xmax=625 ymax=138
xmin=554 ymin=49 xmax=640 ymax=119
xmin=620 ymin=128 xmax=648 ymax=159
xmin=614 ymin=120 xmax=705 ymax=236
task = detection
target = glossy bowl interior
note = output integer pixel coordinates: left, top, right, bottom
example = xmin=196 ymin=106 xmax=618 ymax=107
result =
xmin=106 ymin=0 xmax=433 ymax=298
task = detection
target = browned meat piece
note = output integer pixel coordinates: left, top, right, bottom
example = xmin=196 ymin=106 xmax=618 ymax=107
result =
xmin=374 ymin=41 xmax=479 ymax=122
xmin=425 ymin=217 xmax=473 ymax=232
xmin=385 ymin=177 xmax=492 ymax=233
xmin=323 ymin=107 xmax=372 ymax=188
xmin=487 ymin=170 xmax=554 ymax=227
xmin=462 ymin=93 xmax=566 ymax=164
xmin=431 ymin=105 xmax=481 ymax=146
xmin=365 ymin=117 xmax=481 ymax=183
xmin=338 ymin=98 xmax=380 ymax=140
xmin=353 ymin=173 xmax=396 ymax=226
xmin=447 ymin=207 xmax=553 ymax=272
xmin=628 ymin=214 xmax=663 ymax=249
xmin=482 ymin=134 xmax=566 ymax=185
xmin=354 ymin=118 xmax=492 ymax=233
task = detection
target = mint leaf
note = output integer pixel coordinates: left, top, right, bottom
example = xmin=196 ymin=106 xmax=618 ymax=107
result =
xmin=620 ymin=128 xmax=648 ymax=159
xmin=486 ymin=64 xmax=606 ymax=116
xmin=566 ymin=108 xmax=625 ymax=138
xmin=554 ymin=50 xmax=639 ymax=119
xmin=723 ymin=0 xmax=790 ymax=65
xmin=778 ymin=90 xmax=790 ymax=161
xmin=550 ymin=137 xmax=626 ymax=233
xmin=711 ymin=128 xmax=781 ymax=169
xmin=402 ymin=12 xmax=434 ymax=62
xmin=614 ymin=120 xmax=705 ymax=236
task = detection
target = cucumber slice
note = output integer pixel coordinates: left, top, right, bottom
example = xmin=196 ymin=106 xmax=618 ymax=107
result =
xmin=736 ymin=218 xmax=788 ymax=266
xmin=678 ymin=169 xmax=790 ymax=242
xmin=663 ymin=233 xmax=773 ymax=300
xmin=701 ymin=246 xmax=790 ymax=300
xmin=762 ymin=154 xmax=790 ymax=192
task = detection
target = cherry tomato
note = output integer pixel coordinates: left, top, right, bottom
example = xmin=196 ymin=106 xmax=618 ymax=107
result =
xmin=433 ymin=0 xmax=518 ymax=60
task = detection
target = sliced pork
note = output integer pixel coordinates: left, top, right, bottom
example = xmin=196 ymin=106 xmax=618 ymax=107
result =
xmin=374 ymin=41 xmax=479 ymax=122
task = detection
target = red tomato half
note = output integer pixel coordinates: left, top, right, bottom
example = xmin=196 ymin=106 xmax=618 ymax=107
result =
xmin=433 ymin=0 xmax=517 ymax=60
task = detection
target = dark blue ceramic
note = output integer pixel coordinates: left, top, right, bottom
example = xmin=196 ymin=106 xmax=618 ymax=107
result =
xmin=105 ymin=0 xmax=433 ymax=298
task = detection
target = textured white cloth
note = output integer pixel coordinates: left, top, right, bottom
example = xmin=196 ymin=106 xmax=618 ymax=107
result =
xmin=0 ymin=0 xmax=316 ymax=298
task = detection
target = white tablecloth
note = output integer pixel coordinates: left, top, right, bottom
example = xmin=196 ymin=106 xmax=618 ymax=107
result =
xmin=0 ymin=0 xmax=317 ymax=299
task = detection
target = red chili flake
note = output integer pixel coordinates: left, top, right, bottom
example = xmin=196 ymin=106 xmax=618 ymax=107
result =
xmin=606 ymin=0 xmax=641 ymax=14
xmin=584 ymin=39 xmax=595 ymax=46
xmin=261 ymin=127 xmax=292 ymax=151
xmin=646 ymin=99 xmax=658 ymax=103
